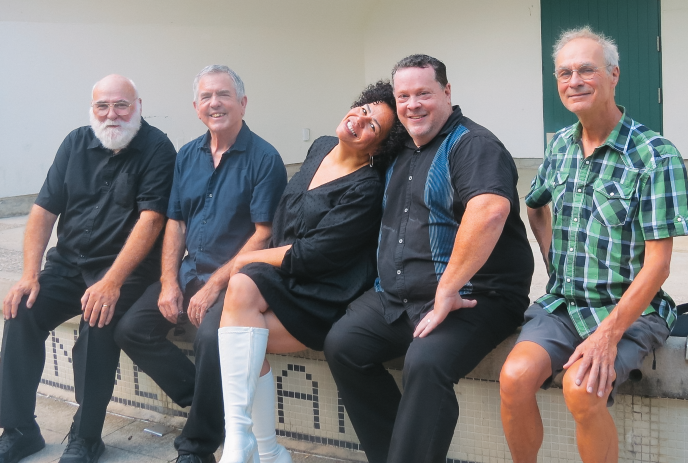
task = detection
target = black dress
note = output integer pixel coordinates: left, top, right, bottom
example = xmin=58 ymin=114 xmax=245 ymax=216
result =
xmin=239 ymin=136 xmax=384 ymax=350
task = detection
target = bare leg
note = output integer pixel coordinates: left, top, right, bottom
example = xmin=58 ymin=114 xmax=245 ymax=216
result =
xmin=562 ymin=359 xmax=617 ymax=463
xmin=220 ymin=274 xmax=307 ymax=357
xmin=218 ymin=275 xmax=305 ymax=463
xmin=499 ymin=341 xmax=552 ymax=463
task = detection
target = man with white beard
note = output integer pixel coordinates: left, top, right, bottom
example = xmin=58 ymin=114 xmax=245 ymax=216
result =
xmin=0 ymin=74 xmax=176 ymax=463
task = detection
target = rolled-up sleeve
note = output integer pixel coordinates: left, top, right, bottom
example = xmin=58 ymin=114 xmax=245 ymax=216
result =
xmin=281 ymin=179 xmax=383 ymax=278
xmin=639 ymin=154 xmax=688 ymax=240
xmin=136 ymin=138 xmax=177 ymax=214
xmin=166 ymin=153 xmax=184 ymax=220
xmin=525 ymin=140 xmax=556 ymax=209
xmin=250 ymin=151 xmax=287 ymax=224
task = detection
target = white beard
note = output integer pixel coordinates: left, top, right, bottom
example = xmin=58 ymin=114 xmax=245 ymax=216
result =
xmin=89 ymin=104 xmax=142 ymax=151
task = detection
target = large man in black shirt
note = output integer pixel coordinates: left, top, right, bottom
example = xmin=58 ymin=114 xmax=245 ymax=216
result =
xmin=0 ymin=74 xmax=176 ymax=463
xmin=324 ymin=55 xmax=534 ymax=463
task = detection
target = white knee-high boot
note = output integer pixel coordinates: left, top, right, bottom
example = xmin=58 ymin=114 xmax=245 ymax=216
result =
xmin=218 ymin=326 xmax=269 ymax=463
xmin=253 ymin=369 xmax=292 ymax=463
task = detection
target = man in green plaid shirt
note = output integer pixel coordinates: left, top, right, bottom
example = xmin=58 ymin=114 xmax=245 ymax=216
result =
xmin=500 ymin=26 xmax=688 ymax=463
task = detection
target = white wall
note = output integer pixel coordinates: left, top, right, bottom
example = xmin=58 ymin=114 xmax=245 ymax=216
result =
xmin=0 ymin=0 xmax=368 ymax=198
xmin=362 ymin=0 xmax=545 ymax=160
xmin=661 ymin=0 xmax=688 ymax=155
xmin=10 ymin=1 xmax=686 ymax=198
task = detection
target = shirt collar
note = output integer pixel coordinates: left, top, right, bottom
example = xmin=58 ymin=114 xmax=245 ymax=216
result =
xmin=87 ymin=118 xmax=149 ymax=153
xmin=201 ymin=120 xmax=251 ymax=155
xmin=571 ymin=105 xmax=630 ymax=156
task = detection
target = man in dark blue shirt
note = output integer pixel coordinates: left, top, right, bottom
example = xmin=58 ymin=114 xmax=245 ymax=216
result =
xmin=325 ymin=55 xmax=534 ymax=463
xmin=0 ymin=74 xmax=176 ymax=463
xmin=115 ymin=65 xmax=287 ymax=463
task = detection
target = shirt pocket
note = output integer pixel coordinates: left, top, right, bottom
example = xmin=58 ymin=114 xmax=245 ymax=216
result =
xmin=551 ymin=171 xmax=569 ymax=215
xmin=591 ymin=178 xmax=635 ymax=227
xmin=113 ymin=173 xmax=137 ymax=208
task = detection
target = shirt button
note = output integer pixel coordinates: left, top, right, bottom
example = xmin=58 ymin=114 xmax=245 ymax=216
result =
xmin=610 ymin=192 xmax=615 ymax=196
xmin=585 ymin=160 xmax=590 ymax=164
xmin=570 ymin=301 xmax=575 ymax=305
xmin=409 ymin=176 xmax=413 ymax=181
xmin=396 ymin=270 xmax=401 ymax=275
xmin=79 ymin=254 xmax=84 ymax=258
xmin=404 ymin=208 xmax=408 ymax=213
xmin=105 ymin=182 xmax=109 ymax=186
xmin=85 ymin=229 xmax=89 ymax=233
xmin=567 ymin=278 xmax=571 ymax=282
xmin=573 ymin=218 xmax=578 ymax=222
xmin=569 ymin=247 xmax=574 ymax=252
xmin=678 ymin=218 xmax=684 ymax=222
xmin=208 ymin=193 xmax=213 ymax=198
xmin=95 ymin=206 xmax=99 ymax=209
xmin=200 ymin=247 xmax=204 ymax=251
xmin=399 ymin=239 xmax=403 ymax=244
xmin=403 ymin=299 xmax=408 ymax=303
xmin=577 ymin=188 xmax=582 ymax=193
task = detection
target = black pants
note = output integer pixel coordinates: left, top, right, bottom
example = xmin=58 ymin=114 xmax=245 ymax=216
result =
xmin=323 ymin=289 xmax=526 ymax=463
xmin=114 ymin=281 xmax=225 ymax=456
xmin=0 ymin=266 xmax=151 ymax=439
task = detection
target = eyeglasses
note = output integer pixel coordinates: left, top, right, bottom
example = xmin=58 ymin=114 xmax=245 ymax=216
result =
xmin=553 ymin=65 xmax=613 ymax=83
xmin=91 ymin=101 xmax=135 ymax=116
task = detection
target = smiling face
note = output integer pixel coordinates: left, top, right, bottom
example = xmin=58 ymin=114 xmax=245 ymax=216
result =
xmin=393 ymin=66 xmax=453 ymax=147
xmin=335 ymin=102 xmax=395 ymax=155
xmin=193 ymin=72 xmax=247 ymax=136
xmin=555 ymin=37 xmax=619 ymax=118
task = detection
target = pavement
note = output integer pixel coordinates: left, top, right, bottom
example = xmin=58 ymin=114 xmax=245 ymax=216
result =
xmin=20 ymin=394 xmax=349 ymax=463
xmin=3 ymin=166 xmax=688 ymax=462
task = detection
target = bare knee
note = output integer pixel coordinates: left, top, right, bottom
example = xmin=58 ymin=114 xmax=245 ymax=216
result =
xmin=500 ymin=343 xmax=551 ymax=403
xmin=562 ymin=368 xmax=609 ymax=420
xmin=223 ymin=274 xmax=263 ymax=316
xmin=500 ymin=358 xmax=543 ymax=401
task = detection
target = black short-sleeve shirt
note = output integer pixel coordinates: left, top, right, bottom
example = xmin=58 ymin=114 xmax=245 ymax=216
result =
xmin=375 ymin=106 xmax=534 ymax=324
xmin=35 ymin=119 xmax=176 ymax=275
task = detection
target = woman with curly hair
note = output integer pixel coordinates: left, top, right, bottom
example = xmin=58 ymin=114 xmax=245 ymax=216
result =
xmin=216 ymin=81 xmax=406 ymax=463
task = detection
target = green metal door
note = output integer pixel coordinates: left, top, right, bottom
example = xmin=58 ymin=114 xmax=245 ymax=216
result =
xmin=541 ymin=0 xmax=663 ymax=140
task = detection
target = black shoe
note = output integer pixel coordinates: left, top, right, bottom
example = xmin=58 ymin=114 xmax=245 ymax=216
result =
xmin=0 ymin=426 xmax=46 ymax=463
xmin=58 ymin=427 xmax=105 ymax=463
xmin=175 ymin=453 xmax=216 ymax=463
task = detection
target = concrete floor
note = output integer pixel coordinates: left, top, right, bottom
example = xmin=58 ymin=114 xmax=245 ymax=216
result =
xmin=20 ymin=395 xmax=351 ymax=462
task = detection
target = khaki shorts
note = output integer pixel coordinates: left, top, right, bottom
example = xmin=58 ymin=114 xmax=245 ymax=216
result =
xmin=516 ymin=303 xmax=670 ymax=405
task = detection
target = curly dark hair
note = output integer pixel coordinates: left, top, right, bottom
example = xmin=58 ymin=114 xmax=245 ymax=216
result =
xmin=350 ymin=80 xmax=408 ymax=171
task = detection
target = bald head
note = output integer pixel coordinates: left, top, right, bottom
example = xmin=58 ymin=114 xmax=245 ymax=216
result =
xmin=92 ymin=74 xmax=139 ymax=101
xmin=89 ymin=74 xmax=142 ymax=152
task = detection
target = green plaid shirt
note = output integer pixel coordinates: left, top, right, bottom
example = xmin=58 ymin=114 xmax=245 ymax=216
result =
xmin=526 ymin=108 xmax=688 ymax=338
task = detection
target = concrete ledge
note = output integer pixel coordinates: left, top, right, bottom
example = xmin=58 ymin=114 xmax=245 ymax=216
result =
xmin=0 ymin=194 xmax=37 ymax=218
xmin=287 ymin=332 xmax=688 ymax=398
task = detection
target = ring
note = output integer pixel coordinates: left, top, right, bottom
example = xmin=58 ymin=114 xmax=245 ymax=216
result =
xmin=102 ymin=304 xmax=108 ymax=308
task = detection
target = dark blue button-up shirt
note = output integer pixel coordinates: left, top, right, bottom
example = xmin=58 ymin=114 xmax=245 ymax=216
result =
xmin=167 ymin=121 xmax=287 ymax=291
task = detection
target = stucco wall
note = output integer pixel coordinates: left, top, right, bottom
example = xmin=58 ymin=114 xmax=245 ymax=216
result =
xmin=0 ymin=0 xmax=368 ymax=198
xmin=661 ymin=0 xmax=688 ymax=155
xmin=363 ymin=0 xmax=545 ymax=160
xmin=2 ymin=0 xmax=687 ymax=199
